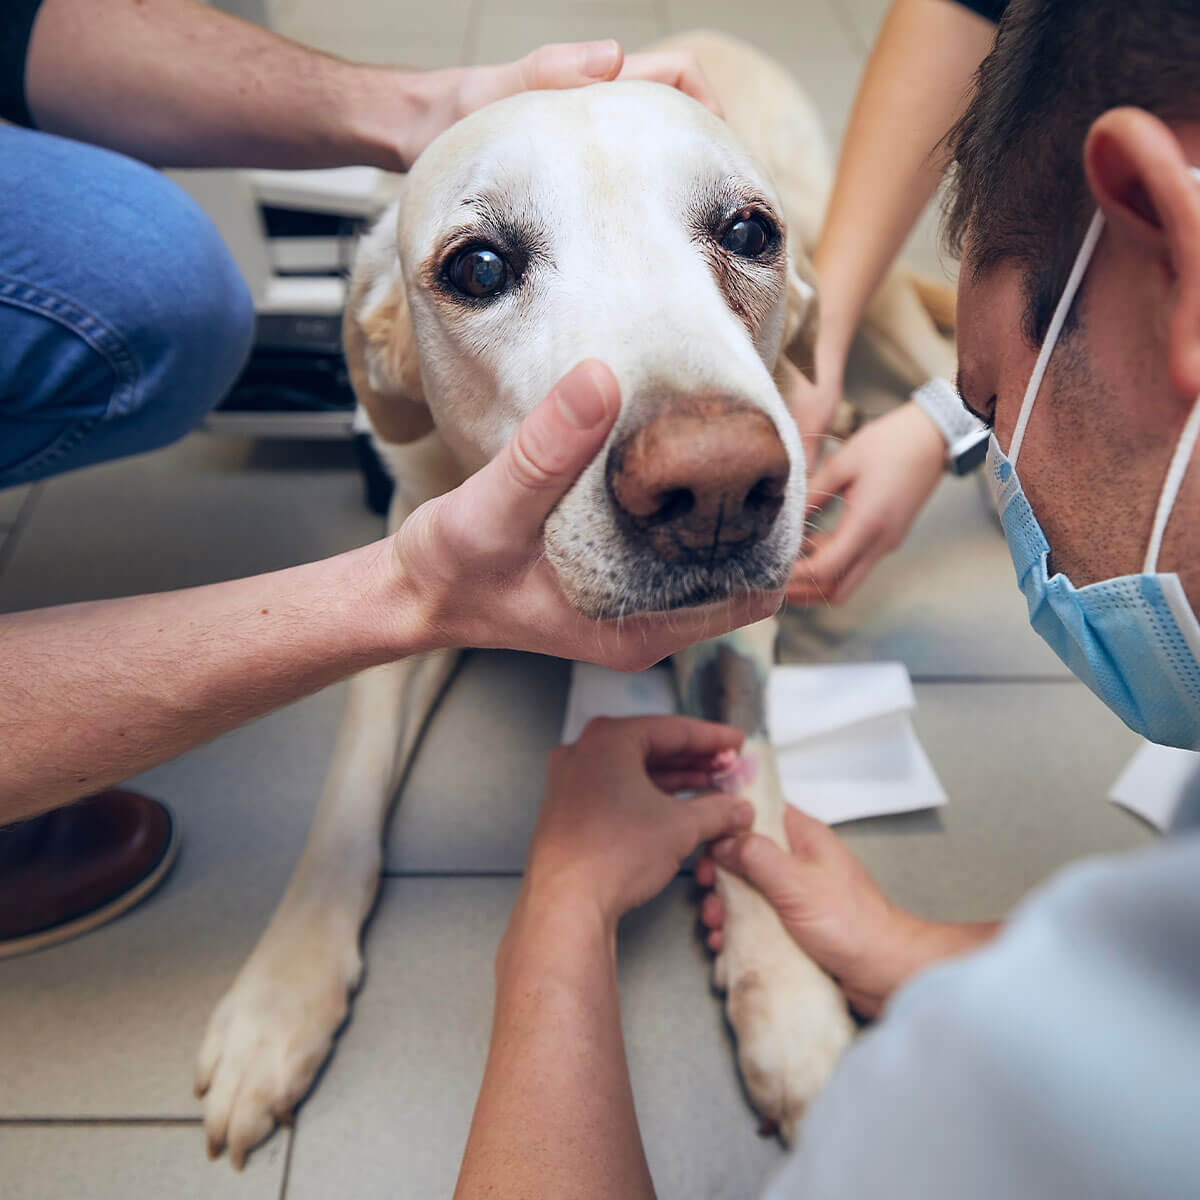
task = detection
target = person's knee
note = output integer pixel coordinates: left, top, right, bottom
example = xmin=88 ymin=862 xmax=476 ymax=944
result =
xmin=118 ymin=177 xmax=255 ymax=449
xmin=0 ymin=130 xmax=256 ymax=479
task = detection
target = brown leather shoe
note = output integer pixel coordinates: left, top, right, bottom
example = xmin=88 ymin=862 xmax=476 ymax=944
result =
xmin=0 ymin=790 xmax=179 ymax=959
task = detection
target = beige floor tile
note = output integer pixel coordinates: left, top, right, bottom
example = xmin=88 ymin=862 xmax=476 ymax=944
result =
xmin=838 ymin=0 xmax=891 ymax=50
xmin=0 ymin=482 xmax=34 ymax=526
xmin=0 ymin=434 xmax=381 ymax=612
xmin=853 ymin=680 xmax=1152 ymax=921
xmin=0 ymin=1124 xmax=287 ymax=1200
xmin=468 ymin=2 xmax=666 ymax=66
xmin=274 ymin=0 xmax=475 ymax=68
xmin=284 ymin=876 xmax=787 ymax=1200
xmin=666 ymin=0 xmax=858 ymax=58
xmin=384 ymin=648 xmax=568 ymax=873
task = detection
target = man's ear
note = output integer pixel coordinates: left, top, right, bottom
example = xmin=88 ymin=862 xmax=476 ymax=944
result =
xmin=1085 ymin=107 xmax=1200 ymax=398
xmin=782 ymin=244 xmax=819 ymax=383
xmin=343 ymin=199 xmax=435 ymax=445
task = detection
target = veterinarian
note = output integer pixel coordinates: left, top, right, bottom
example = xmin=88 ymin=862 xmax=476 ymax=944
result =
xmin=452 ymin=1 xmax=1200 ymax=1196
xmin=0 ymin=0 xmax=740 ymax=956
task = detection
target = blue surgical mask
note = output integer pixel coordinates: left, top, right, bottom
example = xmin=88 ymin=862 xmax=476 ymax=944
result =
xmin=986 ymin=174 xmax=1200 ymax=749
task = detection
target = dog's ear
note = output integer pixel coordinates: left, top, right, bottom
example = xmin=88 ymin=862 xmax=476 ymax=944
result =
xmin=782 ymin=245 xmax=819 ymax=383
xmin=343 ymin=201 xmax=435 ymax=445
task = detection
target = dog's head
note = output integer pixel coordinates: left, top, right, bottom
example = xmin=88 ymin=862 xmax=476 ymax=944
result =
xmin=346 ymin=81 xmax=817 ymax=618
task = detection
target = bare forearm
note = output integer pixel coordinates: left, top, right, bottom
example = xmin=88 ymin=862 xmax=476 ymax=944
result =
xmin=813 ymin=0 xmax=996 ymax=373
xmin=0 ymin=540 xmax=425 ymax=820
xmin=24 ymin=0 xmax=425 ymax=169
xmin=455 ymin=889 xmax=655 ymax=1200
xmin=857 ymin=909 xmax=1002 ymax=1019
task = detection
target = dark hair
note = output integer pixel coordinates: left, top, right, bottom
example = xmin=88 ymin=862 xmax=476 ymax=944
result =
xmin=942 ymin=0 xmax=1200 ymax=344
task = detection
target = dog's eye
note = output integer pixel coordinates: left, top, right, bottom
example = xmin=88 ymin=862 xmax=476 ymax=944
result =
xmin=721 ymin=214 xmax=774 ymax=258
xmin=446 ymin=246 xmax=510 ymax=299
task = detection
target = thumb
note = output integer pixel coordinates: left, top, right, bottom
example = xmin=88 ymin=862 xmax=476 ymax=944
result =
xmin=710 ymin=831 xmax=804 ymax=909
xmin=470 ymin=359 xmax=620 ymax=538
xmin=806 ymin=445 xmax=854 ymax=515
xmin=682 ymin=792 xmax=756 ymax=849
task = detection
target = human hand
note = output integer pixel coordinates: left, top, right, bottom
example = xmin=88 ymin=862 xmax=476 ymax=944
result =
xmin=523 ymin=716 xmax=753 ymax=929
xmin=614 ymin=47 xmax=722 ymax=114
xmin=393 ymin=360 xmax=782 ymax=670
xmin=697 ymin=807 xmax=997 ymax=1018
xmin=787 ymin=400 xmax=945 ymax=606
xmin=782 ymin=361 xmax=845 ymax=456
xmin=400 ymin=41 xmax=719 ymax=166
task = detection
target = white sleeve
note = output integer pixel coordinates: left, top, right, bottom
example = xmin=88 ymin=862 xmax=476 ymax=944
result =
xmin=762 ymin=834 xmax=1200 ymax=1200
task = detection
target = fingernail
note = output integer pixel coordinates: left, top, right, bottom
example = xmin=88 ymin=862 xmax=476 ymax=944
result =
xmin=556 ymin=362 xmax=613 ymax=429
xmin=581 ymin=39 xmax=620 ymax=78
xmin=734 ymin=801 xmax=755 ymax=824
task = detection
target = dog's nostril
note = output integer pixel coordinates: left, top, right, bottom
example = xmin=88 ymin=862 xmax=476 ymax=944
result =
xmin=648 ymin=488 xmax=696 ymax=526
xmin=744 ymin=475 xmax=785 ymax=512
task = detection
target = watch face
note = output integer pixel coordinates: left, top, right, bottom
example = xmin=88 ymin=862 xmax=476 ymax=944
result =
xmin=952 ymin=429 xmax=990 ymax=475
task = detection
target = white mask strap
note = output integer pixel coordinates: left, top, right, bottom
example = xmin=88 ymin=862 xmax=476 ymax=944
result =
xmin=1144 ymin=395 xmax=1200 ymax=573
xmin=1009 ymin=210 xmax=1106 ymax=466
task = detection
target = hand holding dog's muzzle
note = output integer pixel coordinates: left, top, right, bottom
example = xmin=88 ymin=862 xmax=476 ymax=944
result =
xmin=390 ymin=360 xmax=782 ymax=668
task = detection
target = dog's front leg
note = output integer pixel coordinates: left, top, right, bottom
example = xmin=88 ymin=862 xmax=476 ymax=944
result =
xmin=674 ymin=620 xmax=854 ymax=1140
xmin=195 ymin=449 xmax=463 ymax=1169
xmin=195 ymin=646 xmax=459 ymax=1167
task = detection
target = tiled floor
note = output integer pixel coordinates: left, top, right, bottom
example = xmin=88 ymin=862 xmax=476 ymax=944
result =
xmin=0 ymin=0 xmax=1158 ymax=1196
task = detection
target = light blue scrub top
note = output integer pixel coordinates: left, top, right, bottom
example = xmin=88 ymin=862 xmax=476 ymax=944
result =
xmin=766 ymin=795 xmax=1200 ymax=1199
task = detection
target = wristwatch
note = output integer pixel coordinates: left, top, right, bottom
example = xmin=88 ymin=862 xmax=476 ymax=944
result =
xmin=911 ymin=377 xmax=990 ymax=476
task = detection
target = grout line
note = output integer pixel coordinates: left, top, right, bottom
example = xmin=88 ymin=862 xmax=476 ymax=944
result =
xmin=0 ymin=1116 xmax=200 ymax=1127
xmin=0 ymin=482 xmax=44 ymax=577
xmin=910 ymin=675 xmax=1079 ymax=685
xmin=380 ymin=867 xmax=716 ymax=880
xmin=381 ymin=868 xmax=522 ymax=879
xmin=277 ymin=1123 xmax=297 ymax=1200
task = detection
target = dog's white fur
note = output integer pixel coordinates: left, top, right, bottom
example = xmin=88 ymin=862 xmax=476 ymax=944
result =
xmin=196 ymin=32 xmax=954 ymax=1167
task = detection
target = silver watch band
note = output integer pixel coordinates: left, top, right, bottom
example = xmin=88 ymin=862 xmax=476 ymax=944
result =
xmin=911 ymin=377 xmax=989 ymax=475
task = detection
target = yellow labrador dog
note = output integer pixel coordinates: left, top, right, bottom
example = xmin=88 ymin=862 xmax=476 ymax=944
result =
xmin=196 ymin=31 xmax=954 ymax=1168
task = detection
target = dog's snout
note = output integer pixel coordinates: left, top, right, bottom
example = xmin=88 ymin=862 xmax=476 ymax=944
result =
xmin=606 ymin=398 xmax=789 ymax=565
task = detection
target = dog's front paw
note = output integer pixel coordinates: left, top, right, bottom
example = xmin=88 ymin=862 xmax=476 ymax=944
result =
xmin=195 ymin=915 xmax=363 ymax=1169
xmin=717 ymin=935 xmax=854 ymax=1141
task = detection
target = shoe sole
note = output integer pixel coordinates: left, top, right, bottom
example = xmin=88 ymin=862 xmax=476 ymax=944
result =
xmin=0 ymin=809 xmax=181 ymax=960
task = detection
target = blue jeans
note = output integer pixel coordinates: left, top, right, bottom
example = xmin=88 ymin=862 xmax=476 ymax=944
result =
xmin=0 ymin=125 xmax=254 ymax=487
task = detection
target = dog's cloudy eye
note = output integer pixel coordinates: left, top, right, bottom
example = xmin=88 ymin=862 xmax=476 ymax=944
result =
xmin=447 ymin=246 xmax=509 ymax=299
xmin=721 ymin=215 xmax=773 ymax=258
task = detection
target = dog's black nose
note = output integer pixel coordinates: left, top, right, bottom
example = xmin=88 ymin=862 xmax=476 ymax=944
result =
xmin=606 ymin=397 xmax=789 ymax=565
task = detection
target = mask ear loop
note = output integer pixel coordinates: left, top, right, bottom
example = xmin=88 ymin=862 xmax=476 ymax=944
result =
xmin=1144 ymin=395 xmax=1200 ymax=573
xmin=1009 ymin=211 xmax=1106 ymax=467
